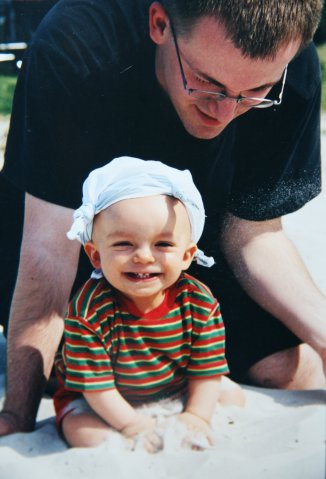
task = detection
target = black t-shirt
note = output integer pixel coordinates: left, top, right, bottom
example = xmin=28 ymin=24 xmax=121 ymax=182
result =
xmin=2 ymin=0 xmax=321 ymax=257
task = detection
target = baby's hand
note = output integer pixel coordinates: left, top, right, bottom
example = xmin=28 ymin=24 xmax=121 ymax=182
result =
xmin=121 ymin=414 xmax=163 ymax=453
xmin=177 ymin=412 xmax=216 ymax=450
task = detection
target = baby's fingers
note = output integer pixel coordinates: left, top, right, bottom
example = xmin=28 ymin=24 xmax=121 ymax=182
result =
xmin=143 ymin=431 xmax=164 ymax=453
xmin=182 ymin=431 xmax=216 ymax=451
xmin=128 ymin=431 xmax=164 ymax=453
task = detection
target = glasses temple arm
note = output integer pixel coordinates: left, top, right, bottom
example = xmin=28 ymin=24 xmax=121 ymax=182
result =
xmin=170 ymin=21 xmax=188 ymax=90
xmin=274 ymin=64 xmax=288 ymax=105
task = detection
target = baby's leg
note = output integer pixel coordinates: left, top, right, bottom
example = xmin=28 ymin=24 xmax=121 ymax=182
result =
xmin=62 ymin=408 xmax=111 ymax=447
xmin=58 ymin=398 xmax=112 ymax=447
xmin=218 ymin=376 xmax=246 ymax=407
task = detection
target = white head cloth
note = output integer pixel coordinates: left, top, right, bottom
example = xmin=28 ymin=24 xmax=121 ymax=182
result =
xmin=67 ymin=156 xmax=214 ymax=268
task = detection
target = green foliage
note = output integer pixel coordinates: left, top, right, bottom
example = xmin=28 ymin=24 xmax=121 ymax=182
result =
xmin=0 ymin=74 xmax=17 ymax=115
xmin=317 ymin=43 xmax=326 ymax=110
xmin=314 ymin=1 xmax=326 ymax=45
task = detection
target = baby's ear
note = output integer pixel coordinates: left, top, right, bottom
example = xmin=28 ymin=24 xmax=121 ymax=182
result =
xmin=84 ymin=242 xmax=101 ymax=269
xmin=182 ymin=243 xmax=198 ymax=270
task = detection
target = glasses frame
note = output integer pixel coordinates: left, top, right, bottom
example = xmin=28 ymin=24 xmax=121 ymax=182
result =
xmin=170 ymin=22 xmax=288 ymax=109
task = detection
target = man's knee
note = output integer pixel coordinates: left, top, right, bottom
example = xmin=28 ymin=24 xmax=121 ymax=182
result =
xmin=245 ymin=344 xmax=326 ymax=390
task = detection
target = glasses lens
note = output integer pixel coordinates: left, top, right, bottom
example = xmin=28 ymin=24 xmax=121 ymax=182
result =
xmin=188 ymin=89 xmax=225 ymax=102
xmin=240 ymin=98 xmax=274 ymax=108
xmin=188 ymin=89 xmax=274 ymax=108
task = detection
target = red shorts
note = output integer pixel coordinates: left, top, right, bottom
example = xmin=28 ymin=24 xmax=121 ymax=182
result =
xmin=53 ymin=385 xmax=87 ymax=430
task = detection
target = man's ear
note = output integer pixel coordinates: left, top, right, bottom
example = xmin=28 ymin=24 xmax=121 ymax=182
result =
xmin=84 ymin=242 xmax=101 ymax=269
xmin=182 ymin=243 xmax=198 ymax=270
xmin=149 ymin=2 xmax=170 ymax=45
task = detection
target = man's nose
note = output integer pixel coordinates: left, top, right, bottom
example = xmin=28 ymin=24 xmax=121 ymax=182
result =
xmin=133 ymin=246 xmax=155 ymax=264
xmin=206 ymin=97 xmax=238 ymax=123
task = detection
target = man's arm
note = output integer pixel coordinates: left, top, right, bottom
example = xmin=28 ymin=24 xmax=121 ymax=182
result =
xmin=0 ymin=193 xmax=81 ymax=434
xmin=220 ymin=213 xmax=326 ymax=371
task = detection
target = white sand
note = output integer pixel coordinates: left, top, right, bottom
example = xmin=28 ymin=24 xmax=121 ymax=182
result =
xmin=0 ymin=116 xmax=325 ymax=479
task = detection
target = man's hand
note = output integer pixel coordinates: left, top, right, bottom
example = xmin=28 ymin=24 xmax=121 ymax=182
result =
xmin=177 ymin=411 xmax=216 ymax=450
xmin=121 ymin=414 xmax=163 ymax=453
xmin=0 ymin=411 xmax=24 ymax=435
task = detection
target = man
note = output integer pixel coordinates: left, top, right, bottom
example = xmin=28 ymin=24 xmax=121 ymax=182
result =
xmin=0 ymin=0 xmax=325 ymax=435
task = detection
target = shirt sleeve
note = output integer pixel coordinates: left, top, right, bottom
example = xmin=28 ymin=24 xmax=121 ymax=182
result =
xmin=2 ymin=1 xmax=128 ymax=209
xmin=59 ymin=315 xmax=116 ymax=392
xmin=187 ymin=300 xmax=229 ymax=379
xmin=228 ymin=42 xmax=321 ymax=220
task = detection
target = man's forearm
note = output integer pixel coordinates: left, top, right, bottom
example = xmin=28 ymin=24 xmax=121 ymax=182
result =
xmin=2 ymin=194 xmax=80 ymax=431
xmin=4 ymin=256 xmax=72 ymax=430
xmin=221 ymin=214 xmax=326 ymax=359
xmin=5 ymin=313 xmax=64 ymax=431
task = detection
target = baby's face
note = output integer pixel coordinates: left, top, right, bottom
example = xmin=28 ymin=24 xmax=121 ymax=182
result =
xmin=85 ymin=195 xmax=197 ymax=313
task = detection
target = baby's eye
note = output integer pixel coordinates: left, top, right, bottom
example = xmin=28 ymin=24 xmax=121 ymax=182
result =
xmin=111 ymin=241 xmax=133 ymax=250
xmin=155 ymin=241 xmax=174 ymax=248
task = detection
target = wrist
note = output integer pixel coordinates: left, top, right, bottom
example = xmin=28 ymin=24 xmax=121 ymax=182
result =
xmin=120 ymin=413 xmax=156 ymax=439
xmin=183 ymin=409 xmax=210 ymax=425
xmin=1 ymin=409 xmax=34 ymax=433
xmin=117 ymin=410 xmax=139 ymax=432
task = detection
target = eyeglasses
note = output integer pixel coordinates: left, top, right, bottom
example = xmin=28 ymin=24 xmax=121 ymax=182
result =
xmin=170 ymin=22 xmax=287 ymax=109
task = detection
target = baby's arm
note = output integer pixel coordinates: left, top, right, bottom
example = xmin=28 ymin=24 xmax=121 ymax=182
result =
xmin=84 ymin=388 xmax=141 ymax=431
xmin=185 ymin=377 xmax=222 ymax=422
xmin=177 ymin=378 xmax=221 ymax=447
xmin=84 ymin=389 xmax=161 ymax=451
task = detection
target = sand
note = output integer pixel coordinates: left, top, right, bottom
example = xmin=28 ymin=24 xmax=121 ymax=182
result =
xmin=0 ymin=116 xmax=325 ymax=478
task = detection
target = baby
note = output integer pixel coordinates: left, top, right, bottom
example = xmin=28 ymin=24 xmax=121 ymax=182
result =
xmin=54 ymin=156 xmax=244 ymax=451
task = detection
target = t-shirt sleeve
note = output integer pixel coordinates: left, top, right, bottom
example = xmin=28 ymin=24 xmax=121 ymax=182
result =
xmin=3 ymin=20 xmax=86 ymax=206
xmin=58 ymin=315 xmax=116 ymax=392
xmin=2 ymin=1 xmax=129 ymax=209
xmin=187 ymin=299 xmax=229 ymax=379
xmin=227 ymin=42 xmax=321 ymax=220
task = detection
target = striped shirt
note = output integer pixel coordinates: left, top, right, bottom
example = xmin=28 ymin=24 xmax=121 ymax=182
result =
xmin=55 ymin=273 xmax=229 ymax=404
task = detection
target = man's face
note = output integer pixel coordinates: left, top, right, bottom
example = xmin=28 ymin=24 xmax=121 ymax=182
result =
xmin=149 ymin=5 xmax=300 ymax=140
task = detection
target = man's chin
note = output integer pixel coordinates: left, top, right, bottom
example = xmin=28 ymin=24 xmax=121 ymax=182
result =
xmin=183 ymin=121 xmax=227 ymax=140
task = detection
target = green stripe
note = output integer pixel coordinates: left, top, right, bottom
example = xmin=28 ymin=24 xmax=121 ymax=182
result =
xmin=187 ymin=367 xmax=228 ymax=377
xmin=67 ymin=370 xmax=112 ymax=379
xmin=66 ymin=344 xmax=105 ymax=353
xmin=68 ymin=358 xmax=110 ymax=366
xmin=66 ymin=382 xmax=114 ymax=391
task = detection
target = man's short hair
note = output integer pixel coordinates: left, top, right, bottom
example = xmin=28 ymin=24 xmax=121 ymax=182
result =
xmin=161 ymin=0 xmax=324 ymax=59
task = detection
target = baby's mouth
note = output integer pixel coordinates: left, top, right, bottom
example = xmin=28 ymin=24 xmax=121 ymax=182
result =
xmin=125 ymin=272 xmax=161 ymax=279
